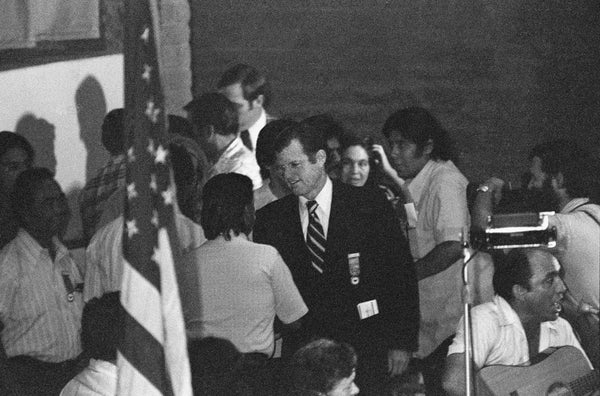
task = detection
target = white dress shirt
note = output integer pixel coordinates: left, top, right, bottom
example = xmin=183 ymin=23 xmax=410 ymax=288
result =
xmin=247 ymin=109 xmax=268 ymax=152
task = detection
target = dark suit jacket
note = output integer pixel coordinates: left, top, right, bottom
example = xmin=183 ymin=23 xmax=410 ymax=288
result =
xmin=254 ymin=181 xmax=419 ymax=354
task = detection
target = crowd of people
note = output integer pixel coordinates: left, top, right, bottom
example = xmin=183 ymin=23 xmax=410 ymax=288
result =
xmin=0 ymin=63 xmax=598 ymax=395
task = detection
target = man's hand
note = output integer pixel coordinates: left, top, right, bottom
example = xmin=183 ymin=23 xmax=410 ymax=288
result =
xmin=482 ymin=177 xmax=505 ymax=205
xmin=372 ymin=145 xmax=399 ymax=179
xmin=388 ymin=349 xmax=411 ymax=376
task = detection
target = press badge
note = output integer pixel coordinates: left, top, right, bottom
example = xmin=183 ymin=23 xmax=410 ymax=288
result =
xmin=348 ymin=253 xmax=360 ymax=285
xmin=357 ymin=299 xmax=379 ymax=320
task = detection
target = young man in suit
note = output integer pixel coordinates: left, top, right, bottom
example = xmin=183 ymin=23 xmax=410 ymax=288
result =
xmin=217 ymin=64 xmax=276 ymax=152
xmin=253 ymin=122 xmax=419 ymax=395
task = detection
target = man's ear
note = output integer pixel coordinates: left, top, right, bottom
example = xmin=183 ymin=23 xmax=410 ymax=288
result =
xmin=423 ymin=139 xmax=434 ymax=156
xmin=205 ymin=125 xmax=215 ymax=139
xmin=315 ymin=149 xmax=327 ymax=165
xmin=512 ymin=284 xmax=528 ymax=301
xmin=251 ymin=94 xmax=264 ymax=109
xmin=552 ymin=172 xmax=565 ymax=190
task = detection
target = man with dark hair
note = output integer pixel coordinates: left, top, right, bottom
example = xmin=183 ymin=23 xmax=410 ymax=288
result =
xmin=0 ymin=131 xmax=35 ymax=248
xmin=288 ymin=338 xmax=359 ymax=396
xmin=184 ymin=173 xmax=306 ymax=352
xmin=185 ymin=92 xmax=262 ymax=190
xmin=253 ymin=122 xmax=419 ymax=395
xmin=443 ymin=249 xmax=590 ymax=396
xmin=183 ymin=173 xmax=307 ymax=395
xmin=79 ymin=108 xmax=127 ymax=242
xmin=0 ymin=167 xmax=82 ymax=395
xmin=217 ymin=63 xmax=275 ymax=152
xmin=303 ymin=114 xmax=347 ymax=180
xmin=253 ymin=119 xmax=296 ymax=210
xmin=473 ymin=139 xmax=600 ymax=367
xmin=60 ymin=292 xmax=121 ymax=395
xmin=376 ymin=107 xmax=469 ymax=392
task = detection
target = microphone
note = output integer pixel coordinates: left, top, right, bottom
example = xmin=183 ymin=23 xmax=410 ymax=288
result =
xmin=564 ymin=290 xmax=599 ymax=316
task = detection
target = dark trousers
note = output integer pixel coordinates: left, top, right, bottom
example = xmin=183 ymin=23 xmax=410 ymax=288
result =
xmin=3 ymin=355 xmax=80 ymax=396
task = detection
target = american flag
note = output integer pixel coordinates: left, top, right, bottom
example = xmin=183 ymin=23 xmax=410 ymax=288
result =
xmin=117 ymin=0 xmax=192 ymax=395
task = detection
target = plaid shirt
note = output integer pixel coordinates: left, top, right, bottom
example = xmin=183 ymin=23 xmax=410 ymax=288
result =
xmin=79 ymin=155 xmax=127 ymax=242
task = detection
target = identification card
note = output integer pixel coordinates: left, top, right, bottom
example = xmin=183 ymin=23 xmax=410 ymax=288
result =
xmin=357 ymin=299 xmax=379 ymax=320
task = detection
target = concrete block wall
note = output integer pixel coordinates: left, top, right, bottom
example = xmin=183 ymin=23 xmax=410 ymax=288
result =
xmin=188 ymin=0 xmax=600 ymax=185
xmin=102 ymin=0 xmax=192 ymax=115
xmin=158 ymin=0 xmax=193 ymax=115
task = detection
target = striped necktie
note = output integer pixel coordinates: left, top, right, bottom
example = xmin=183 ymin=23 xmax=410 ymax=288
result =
xmin=306 ymin=200 xmax=326 ymax=274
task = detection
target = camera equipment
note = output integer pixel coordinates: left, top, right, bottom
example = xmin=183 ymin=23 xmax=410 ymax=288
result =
xmin=470 ymin=212 xmax=557 ymax=250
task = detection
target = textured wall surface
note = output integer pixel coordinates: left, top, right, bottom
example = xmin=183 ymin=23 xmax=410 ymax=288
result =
xmin=158 ymin=0 xmax=193 ymax=115
xmin=188 ymin=0 xmax=600 ymax=185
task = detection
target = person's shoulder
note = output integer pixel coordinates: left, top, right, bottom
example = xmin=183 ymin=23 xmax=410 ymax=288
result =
xmin=257 ymin=193 xmax=296 ymax=217
xmin=248 ymin=240 xmax=280 ymax=257
xmin=89 ymin=216 xmax=123 ymax=247
xmin=470 ymin=299 xmax=503 ymax=325
xmin=333 ymin=181 xmax=390 ymax=210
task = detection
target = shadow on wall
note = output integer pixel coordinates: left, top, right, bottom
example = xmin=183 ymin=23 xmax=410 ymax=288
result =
xmin=76 ymin=75 xmax=109 ymax=182
xmin=15 ymin=113 xmax=57 ymax=173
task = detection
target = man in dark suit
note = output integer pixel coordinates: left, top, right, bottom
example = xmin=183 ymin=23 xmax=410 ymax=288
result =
xmin=254 ymin=122 xmax=419 ymax=395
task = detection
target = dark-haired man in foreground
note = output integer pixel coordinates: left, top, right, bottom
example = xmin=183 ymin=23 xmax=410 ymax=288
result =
xmin=254 ymin=122 xmax=419 ymax=395
xmin=442 ymin=249 xmax=591 ymax=396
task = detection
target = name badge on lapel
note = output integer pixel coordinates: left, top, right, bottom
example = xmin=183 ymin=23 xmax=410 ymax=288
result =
xmin=348 ymin=253 xmax=360 ymax=285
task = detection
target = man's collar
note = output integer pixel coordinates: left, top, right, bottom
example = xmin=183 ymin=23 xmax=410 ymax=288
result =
xmin=248 ymin=108 xmax=267 ymax=136
xmin=561 ymin=197 xmax=590 ymax=213
xmin=407 ymin=159 xmax=436 ymax=203
xmin=299 ymin=177 xmax=333 ymax=214
xmin=15 ymin=228 xmax=68 ymax=261
xmin=495 ymin=295 xmax=521 ymax=327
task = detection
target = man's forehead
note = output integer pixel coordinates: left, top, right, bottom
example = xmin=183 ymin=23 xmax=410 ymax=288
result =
xmin=528 ymin=249 xmax=561 ymax=275
xmin=275 ymin=140 xmax=310 ymax=161
xmin=219 ymin=83 xmax=245 ymax=102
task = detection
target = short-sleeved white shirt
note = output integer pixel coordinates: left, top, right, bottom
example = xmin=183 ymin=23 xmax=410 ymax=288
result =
xmin=407 ymin=159 xmax=470 ymax=357
xmin=183 ymin=235 xmax=308 ymax=356
xmin=84 ymin=212 xmax=206 ymax=302
xmin=448 ymin=295 xmax=589 ymax=370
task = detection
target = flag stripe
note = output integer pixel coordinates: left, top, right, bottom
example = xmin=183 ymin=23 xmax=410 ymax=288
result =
xmin=121 ymin=260 xmax=163 ymax=341
xmin=120 ymin=306 xmax=168 ymax=392
xmin=124 ymin=235 xmax=162 ymax=291
xmin=117 ymin=352 xmax=162 ymax=396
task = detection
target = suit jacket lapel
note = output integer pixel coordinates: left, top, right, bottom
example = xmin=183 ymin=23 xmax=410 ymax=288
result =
xmin=326 ymin=182 xmax=349 ymax=265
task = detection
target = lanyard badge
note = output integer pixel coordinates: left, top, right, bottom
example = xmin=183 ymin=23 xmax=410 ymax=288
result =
xmin=348 ymin=253 xmax=360 ymax=285
xmin=62 ymin=271 xmax=75 ymax=302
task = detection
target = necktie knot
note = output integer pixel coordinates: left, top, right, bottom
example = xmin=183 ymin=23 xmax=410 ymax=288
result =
xmin=306 ymin=200 xmax=318 ymax=215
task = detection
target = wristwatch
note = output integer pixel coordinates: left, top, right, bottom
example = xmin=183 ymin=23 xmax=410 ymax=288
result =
xmin=476 ymin=184 xmax=491 ymax=193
